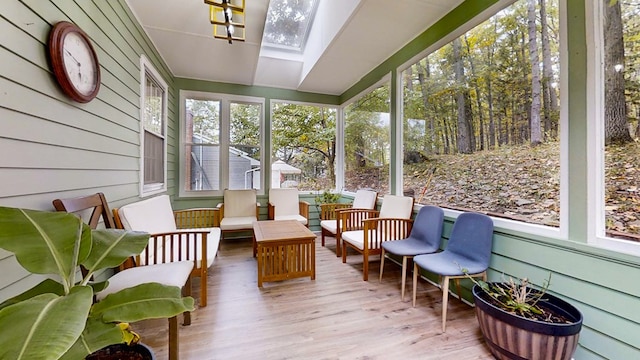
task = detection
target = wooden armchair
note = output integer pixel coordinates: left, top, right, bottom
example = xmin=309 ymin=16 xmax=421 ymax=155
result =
xmin=52 ymin=193 xmax=194 ymax=360
xmin=111 ymin=195 xmax=220 ymax=307
xmin=340 ymin=195 xmax=415 ymax=281
xmin=267 ymin=188 xmax=309 ymax=226
xmin=320 ymin=189 xmax=378 ymax=257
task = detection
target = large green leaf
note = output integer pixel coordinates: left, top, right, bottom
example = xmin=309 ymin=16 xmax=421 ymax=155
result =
xmin=59 ymin=318 xmax=124 ymax=360
xmin=0 ymin=286 xmax=92 ymax=360
xmin=91 ymin=282 xmax=195 ymax=323
xmin=0 ymin=279 xmax=64 ymax=311
xmin=0 ymin=207 xmax=91 ymax=286
xmin=82 ymin=229 xmax=150 ymax=273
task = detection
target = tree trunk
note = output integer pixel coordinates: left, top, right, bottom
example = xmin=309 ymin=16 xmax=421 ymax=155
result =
xmin=604 ymin=0 xmax=632 ymax=145
xmin=465 ymin=35 xmax=486 ymax=151
xmin=417 ymin=58 xmax=436 ymax=154
xmin=528 ymin=0 xmax=543 ymax=146
xmin=539 ymin=0 xmax=558 ymax=139
xmin=453 ymin=38 xmax=473 ymax=154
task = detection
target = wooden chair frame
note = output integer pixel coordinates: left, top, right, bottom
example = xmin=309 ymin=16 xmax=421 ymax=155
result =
xmin=267 ymin=200 xmax=310 ymax=225
xmin=340 ymin=208 xmax=414 ymax=281
xmin=113 ymin=207 xmax=217 ymax=307
xmin=53 ymin=192 xmax=192 ymax=360
xmin=320 ymin=203 xmax=360 ymax=257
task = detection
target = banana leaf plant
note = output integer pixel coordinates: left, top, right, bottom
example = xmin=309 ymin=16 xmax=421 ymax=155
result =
xmin=0 ymin=206 xmax=195 ymax=360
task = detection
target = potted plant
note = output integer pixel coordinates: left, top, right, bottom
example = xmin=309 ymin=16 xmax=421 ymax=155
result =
xmin=469 ymin=273 xmax=583 ymax=360
xmin=0 ymin=206 xmax=194 ymax=360
xmin=314 ymin=189 xmax=341 ymax=213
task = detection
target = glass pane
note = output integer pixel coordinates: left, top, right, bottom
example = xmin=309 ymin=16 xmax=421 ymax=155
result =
xmin=185 ymin=99 xmax=220 ymax=191
xmin=401 ymin=0 xmax=560 ymax=227
xmin=143 ymin=74 xmax=163 ymax=135
xmin=603 ymin=0 xmax=640 ymax=241
xmin=187 ymin=144 xmax=220 ymax=191
xmin=344 ymin=83 xmax=390 ymax=194
xmin=271 ymin=102 xmax=337 ymax=190
xmin=229 ymin=102 xmax=261 ymax=190
xmin=263 ymin=0 xmax=317 ymax=50
xmin=144 ymin=131 xmax=164 ymax=184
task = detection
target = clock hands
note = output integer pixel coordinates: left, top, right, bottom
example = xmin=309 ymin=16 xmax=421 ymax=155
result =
xmin=64 ymin=49 xmax=81 ymax=67
xmin=64 ymin=49 xmax=83 ymax=81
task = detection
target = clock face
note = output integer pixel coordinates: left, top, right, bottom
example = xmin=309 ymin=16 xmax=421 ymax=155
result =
xmin=48 ymin=21 xmax=101 ymax=103
xmin=62 ymin=31 xmax=98 ymax=96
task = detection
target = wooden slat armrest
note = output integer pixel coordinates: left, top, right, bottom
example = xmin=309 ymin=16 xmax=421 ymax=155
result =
xmin=121 ymin=229 xmax=209 ymax=269
xmin=135 ymin=230 xmax=209 ymax=264
xmin=338 ymin=209 xmax=379 ymax=232
xmin=174 ymin=208 xmax=219 ymax=229
xmin=132 ymin=229 xmax=211 ymax=307
xmin=299 ymin=201 xmax=309 ymax=220
xmin=319 ymin=203 xmax=352 ymax=220
xmin=362 ymin=217 xmax=414 ymax=241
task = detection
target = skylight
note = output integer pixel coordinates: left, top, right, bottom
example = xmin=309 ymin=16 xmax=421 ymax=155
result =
xmin=262 ymin=0 xmax=318 ymax=52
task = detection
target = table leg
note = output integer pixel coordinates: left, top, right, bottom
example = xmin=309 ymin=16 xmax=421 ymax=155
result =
xmin=257 ymin=244 xmax=263 ymax=287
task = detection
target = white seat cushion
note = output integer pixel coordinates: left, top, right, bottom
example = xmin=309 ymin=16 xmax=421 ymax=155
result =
xmin=274 ymin=214 xmax=307 ymax=225
xmin=352 ymin=190 xmax=377 ymax=209
xmin=320 ymin=219 xmax=338 ymax=234
xmin=220 ymin=216 xmax=257 ymax=231
xmin=223 ymin=189 xmax=257 ymax=217
xmin=95 ymin=261 xmax=194 ymax=301
xmin=341 ymin=230 xmax=377 ymax=250
xmin=118 ymin=195 xmax=178 ymax=233
xmin=269 ymin=188 xmax=301 ymax=217
xmin=379 ymin=195 xmax=414 ymax=219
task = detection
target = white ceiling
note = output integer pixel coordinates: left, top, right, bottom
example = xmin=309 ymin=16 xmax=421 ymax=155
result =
xmin=125 ymin=0 xmax=464 ymax=96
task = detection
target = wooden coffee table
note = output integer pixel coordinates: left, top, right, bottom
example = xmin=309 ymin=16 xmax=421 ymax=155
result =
xmin=253 ymin=220 xmax=316 ymax=287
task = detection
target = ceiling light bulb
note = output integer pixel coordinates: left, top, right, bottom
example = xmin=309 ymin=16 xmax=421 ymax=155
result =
xmin=228 ymin=24 xmax=235 ymax=35
xmin=225 ymin=8 xmax=232 ymax=19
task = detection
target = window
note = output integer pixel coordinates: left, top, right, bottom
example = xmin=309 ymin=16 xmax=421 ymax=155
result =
xmin=262 ymin=0 xmax=318 ymax=52
xmin=180 ymin=92 xmax=263 ymax=196
xmin=140 ymin=56 xmax=168 ymax=196
xmin=271 ymin=101 xmax=337 ymax=190
xmin=599 ymin=0 xmax=640 ymax=248
xmin=230 ymin=102 xmax=262 ymax=189
xmin=343 ymin=81 xmax=391 ymax=195
xmin=401 ymin=0 xmax=561 ymax=228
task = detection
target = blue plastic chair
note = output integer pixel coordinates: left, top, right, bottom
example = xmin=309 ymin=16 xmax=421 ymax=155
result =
xmin=412 ymin=212 xmax=493 ymax=332
xmin=379 ymin=205 xmax=444 ymax=301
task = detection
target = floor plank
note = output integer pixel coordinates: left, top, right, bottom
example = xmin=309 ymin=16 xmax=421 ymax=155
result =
xmin=134 ymin=235 xmax=494 ymax=360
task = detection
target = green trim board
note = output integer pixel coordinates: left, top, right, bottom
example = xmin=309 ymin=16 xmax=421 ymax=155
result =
xmin=174 ymin=77 xmax=340 ymax=105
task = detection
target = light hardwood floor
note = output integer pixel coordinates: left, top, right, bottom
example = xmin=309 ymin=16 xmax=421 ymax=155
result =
xmin=135 ymin=235 xmax=493 ymax=360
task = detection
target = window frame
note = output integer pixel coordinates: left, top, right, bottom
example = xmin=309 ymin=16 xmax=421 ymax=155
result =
xmin=178 ymin=90 xmax=265 ymax=198
xmin=269 ymin=98 xmax=340 ymax=192
xmin=391 ymin=0 xmax=568 ymax=240
xmin=139 ymin=55 xmax=168 ymax=197
xmin=587 ymin=0 xmax=640 ymax=257
xmin=340 ymin=75 xmax=392 ymax=197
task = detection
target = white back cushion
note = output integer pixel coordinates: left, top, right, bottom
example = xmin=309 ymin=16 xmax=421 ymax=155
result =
xmin=119 ymin=195 xmax=177 ymax=233
xmin=352 ymin=190 xmax=377 ymax=209
xmin=269 ymin=188 xmax=300 ymax=216
xmin=224 ymin=189 xmax=257 ymax=217
xmin=379 ymin=195 xmax=413 ymax=219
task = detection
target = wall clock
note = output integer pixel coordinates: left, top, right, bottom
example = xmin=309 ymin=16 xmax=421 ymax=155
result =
xmin=48 ymin=21 xmax=101 ymax=103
